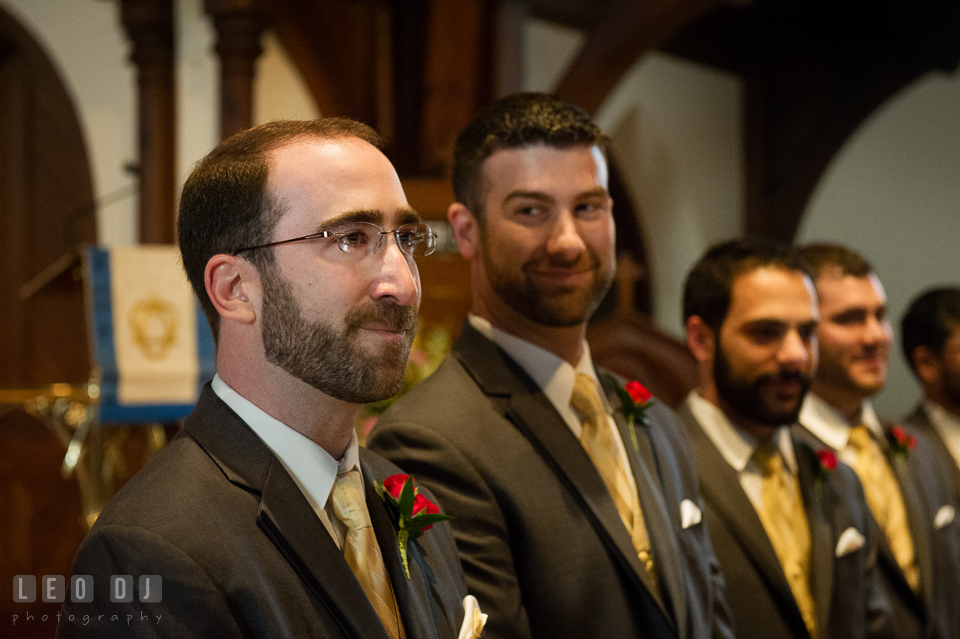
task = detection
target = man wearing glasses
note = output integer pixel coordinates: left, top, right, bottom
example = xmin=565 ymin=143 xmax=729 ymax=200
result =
xmin=58 ymin=119 xmax=481 ymax=639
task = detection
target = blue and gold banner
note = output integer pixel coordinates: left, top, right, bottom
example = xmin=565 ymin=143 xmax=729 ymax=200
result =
xmin=84 ymin=246 xmax=215 ymax=423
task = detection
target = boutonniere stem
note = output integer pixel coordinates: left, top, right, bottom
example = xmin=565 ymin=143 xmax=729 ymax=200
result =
xmin=604 ymin=375 xmax=654 ymax=452
xmin=375 ymin=474 xmax=453 ymax=578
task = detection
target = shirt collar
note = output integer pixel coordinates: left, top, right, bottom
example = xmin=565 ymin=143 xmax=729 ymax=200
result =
xmin=211 ymin=374 xmax=360 ymax=514
xmin=800 ymin=393 xmax=884 ymax=450
xmin=686 ymin=390 xmax=797 ymax=474
xmin=468 ymin=314 xmax=601 ymax=433
xmin=926 ymin=398 xmax=960 ymax=433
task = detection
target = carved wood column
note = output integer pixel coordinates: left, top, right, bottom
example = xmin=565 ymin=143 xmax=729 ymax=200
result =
xmin=121 ymin=0 xmax=175 ymax=244
xmin=205 ymin=0 xmax=266 ymax=141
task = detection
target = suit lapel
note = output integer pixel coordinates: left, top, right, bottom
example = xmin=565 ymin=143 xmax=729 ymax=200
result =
xmin=793 ymin=440 xmax=836 ymax=635
xmin=885 ymin=445 xmax=929 ymax=611
xmin=186 ymin=386 xmax=389 ymax=639
xmin=677 ymin=405 xmax=805 ymax=626
xmin=452 ymin=325 xmax=676 ymax=632
xmin=602 ymin=378 xmax=687 ymax=636
xmin=913 ymin=406 xmax=960 ymax=495
xmin=362 ymin=461 xmax=441 ymax=639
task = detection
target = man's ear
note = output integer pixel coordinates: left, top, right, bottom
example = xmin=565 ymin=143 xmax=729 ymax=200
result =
xmin=448 ymin=202 xmax=479 ymax=260
xmin=204 ymin=254 xmax=257 ymax=326
xmin=911 ymin=345 xmax=941 ymax=387
xmin=685 ymin=315 xmax=716 ymax=364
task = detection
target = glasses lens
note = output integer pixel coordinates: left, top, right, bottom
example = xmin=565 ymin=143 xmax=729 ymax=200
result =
xmin=395 ymin=223 xmax=436 ymax=257
xmin=334 ymin=223 xmax=380 ymax=256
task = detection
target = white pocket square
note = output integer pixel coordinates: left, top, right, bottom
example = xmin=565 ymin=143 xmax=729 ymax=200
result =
xmin=835 ymin=527 xmax=866 ymax=557
xmin=680 ymin=499 xmax=702 ymax=529
xmin=458 ymin=595 xmax=487 ymax=639
xmin=935 ymin=505 xmax=956 ymax=530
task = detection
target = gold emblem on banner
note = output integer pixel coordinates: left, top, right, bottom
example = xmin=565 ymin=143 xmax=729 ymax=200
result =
xmin=128 ymin=297 xmax=179 ymax=360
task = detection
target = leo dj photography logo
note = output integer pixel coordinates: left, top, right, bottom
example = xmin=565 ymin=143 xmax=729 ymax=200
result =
xmin=13 ymin=575 xmax=161 ymax=604
xmin=10 ymin=575 xmax=162 ymax=628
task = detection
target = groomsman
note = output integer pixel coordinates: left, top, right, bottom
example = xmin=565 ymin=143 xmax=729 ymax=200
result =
xmin=798 ymin=244 xmax=960 ymax=639
xmin=901 ymin=287 xmax=960 ymax=496
xmin=677 ymin=238 xmax=893 ymax=639
xmin=368 ymin=93 xmax=733 ymax=639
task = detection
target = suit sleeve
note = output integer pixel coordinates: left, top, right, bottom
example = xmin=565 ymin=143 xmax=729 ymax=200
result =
xmin=57 ymin=524 xmax=245 ymax=639
xmin=368 ymin=420 xmax=533 ymax=639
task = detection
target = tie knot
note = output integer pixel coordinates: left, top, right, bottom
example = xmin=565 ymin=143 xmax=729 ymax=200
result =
xmin=847 ymin=424 xmax=874 ymax=452
xmin=330 ymin=470 xmax=371 ymax=532
xmin=753 ymin=443 xmax=784 ymax=477
xmin=571 ymin=373 xmax=607 ymax=423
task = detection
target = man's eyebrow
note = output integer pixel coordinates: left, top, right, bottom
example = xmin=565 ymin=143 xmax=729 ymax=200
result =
xmin=314 ymin=207 xmax=421 ymax=233
xmin=503 ymin=190 xmax=554 ymax=205
xmin=395 ymin=206 xmax=421 ymax=226
xmin=316 ymin=209 xmax=383 ymax=232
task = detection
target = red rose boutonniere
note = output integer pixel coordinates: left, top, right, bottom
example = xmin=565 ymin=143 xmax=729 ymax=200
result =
xmin=605 ymin=374 xmax=655 ymax=452
xmin=887 ymin=425 xmax=918 ymax=463
xmin=375 ymin=474 xmax=453 ymax=578
xmin=811 ymin=448 xmax=838 ymax=497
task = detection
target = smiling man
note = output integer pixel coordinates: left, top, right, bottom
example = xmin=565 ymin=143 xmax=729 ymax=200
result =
xmin=58 ymin=119 xmax=478 ymax=639
xmin=798 ymin=243 xmax=960 ymax=639
xmin=677 ymin=239 xmax=892 ymax=639
xmin=367 ymin=93 xmax=732 ymax=639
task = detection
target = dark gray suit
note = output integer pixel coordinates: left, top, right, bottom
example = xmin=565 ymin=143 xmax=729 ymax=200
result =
xmin=676 ymin=401 xmax=894 ymax=639
xmin=57 ymin=385 xmax=468 ymax=638
xmin=367 ymin=323 xmax=733 ymax=639
xmin=798 ymin=417 xmax=960 ymax=639
xmin=903 ymin=404 xmax=960 ymax=501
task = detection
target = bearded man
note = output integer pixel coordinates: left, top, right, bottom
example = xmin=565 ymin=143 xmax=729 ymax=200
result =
xmin=676 ymin=238 xmax=893 ymax=639
xmin=367 ymin=93 xmax=733 ymax=639
xmin=58 ymin=119 xmax=480 ymax=639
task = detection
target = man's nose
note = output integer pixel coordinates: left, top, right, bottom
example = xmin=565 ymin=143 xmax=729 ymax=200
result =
xmin=547 ymin=211 xmax=587 ymax=257
xmin=371 ymin=239 xmax=420 ymax=307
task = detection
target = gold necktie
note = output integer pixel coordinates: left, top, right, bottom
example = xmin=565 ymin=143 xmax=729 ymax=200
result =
xmin=330 ymin=470 xmax=403 ymax=639
xmin=571 ymin=373 xmax=657 ymax=588
xmin=847 ymin=425 xmax=920 ymax=592
xmin=754 ymin=443 xmax=817 ymax=638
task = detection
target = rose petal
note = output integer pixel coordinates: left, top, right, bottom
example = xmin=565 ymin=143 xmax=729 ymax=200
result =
xmin=383 ymin=474 xmax=409 ymax=499
xmin=818 ymin=449 xmax=838 ymax=471
xmin=625 ymin=380 xmax=652 ymax=404
xmin=413 ymin=493 xmax=440 ymax=530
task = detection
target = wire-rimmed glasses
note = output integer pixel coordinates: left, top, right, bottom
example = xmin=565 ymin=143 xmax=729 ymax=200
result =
xmin=232 ymin=221 xmax=438 ymax=259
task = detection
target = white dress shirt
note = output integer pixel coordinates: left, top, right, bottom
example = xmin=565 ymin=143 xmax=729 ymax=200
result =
xmin=685 ymin=390 xmax=798 ymax=510
xmin=212 ymin=373 xmax=359 ymax=548
xmin=800 ymin=393 xmax=885 ymax=469
xmin=468 ymin=314 xmax=637 ymax=494
xmin=925 ymin=400 xmax=960 ymax=470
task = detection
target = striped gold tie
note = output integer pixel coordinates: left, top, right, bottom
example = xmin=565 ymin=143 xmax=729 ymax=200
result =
xmin=571 ymin=373 xmax=657 ymax=589
xmin=847 ymin=425 xmax=920 ymax=592
xmin=330 ymin=470 xmax=404 ymax=639
xmin=753 ymin=443 xmax=817 ymax=638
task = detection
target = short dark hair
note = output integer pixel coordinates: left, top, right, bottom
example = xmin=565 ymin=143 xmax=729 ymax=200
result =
xmin=901 ymin=287 xmax=960 ymax=370
xmin=451 ymin=92 xmax=609 ymax=220
xmin=178 ymin=118 xmax=382 ymax=338
xmin=683 ymin=238 xmax=811 ymax=333
xmin=797 ymin=243 xmax=874 ymax=281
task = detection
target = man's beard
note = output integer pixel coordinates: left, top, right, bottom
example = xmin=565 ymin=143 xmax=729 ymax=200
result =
xmin=941 ymin=362 xmax=960 ymax=409
xmin=481 ymin=240 xmax=614 ymax=328
xmin=714 ymin=344 xmax=811 ymax=427
xmin=259 ymin=269 xmax=417 ymax=404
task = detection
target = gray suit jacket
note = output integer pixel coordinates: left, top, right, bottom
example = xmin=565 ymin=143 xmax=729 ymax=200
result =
xmin=367 ymin=323 xmax=733 ymax=639
xmin=799 ymin=415 xmax=960 ymax=639
xmin=676 ymin=402 xmax=894 ymax=639
xmin=57 ymin=385 xmax=468 ymax=638
xmin=903 ymin=404 xmax=960 ymax=504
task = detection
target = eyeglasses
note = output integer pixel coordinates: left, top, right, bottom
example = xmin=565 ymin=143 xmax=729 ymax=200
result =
xmin=232 ymin=222 xmax=438 ymax=258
